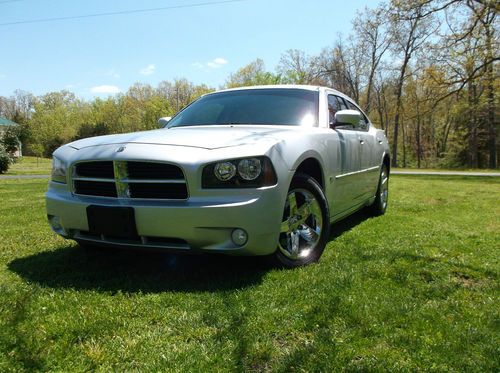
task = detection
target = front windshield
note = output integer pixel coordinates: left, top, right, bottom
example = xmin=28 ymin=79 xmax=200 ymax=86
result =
xmin=167 ymin=88 xmax=319 ymax=127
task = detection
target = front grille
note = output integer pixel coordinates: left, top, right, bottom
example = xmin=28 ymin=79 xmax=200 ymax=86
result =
xmin=74 ymin=180 xmax=117 ymax=197
xmin=75 ymin=161 xmax=114 ymax=179
xmin=127 ymin=161 xmax=184 ymax=180
xmin=72 ymin=161 xmax=187 ymax=200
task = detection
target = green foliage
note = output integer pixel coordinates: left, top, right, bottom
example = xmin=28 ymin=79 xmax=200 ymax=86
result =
xmin=1 ymin=126 xmax=20 ymax=155
xmin=0 ymin=145 xmax=11 ymax=173
xmin=16 ymin=80 xmax=213 ymax=157
xmin=0 ymin=176 xmax=499 ymax=370
xmin=75 ymin=122 xmax=109 ymax=140
xmin=225 ymin=59 xmax=283 ymax=88
xmin=28 ymin=91 xmax=82 ymax=157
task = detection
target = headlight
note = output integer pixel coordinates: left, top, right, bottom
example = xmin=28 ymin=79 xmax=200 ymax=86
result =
xmin=238 ymin=158 xmax=262 ymax=180
xmin=51 ymin=156 xmax=67 ymax=183
xmin=202 ymin=156 xmax=277 ymax=188
xmin=214 ymin=161 xmax=237 ymax=181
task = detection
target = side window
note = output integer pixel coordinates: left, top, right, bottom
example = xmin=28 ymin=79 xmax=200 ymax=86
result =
xmin=345 ymin=100 xmax=369 ymax=131
xmin=336 ymin=96 xmax=348 ymax=110
xmin=327 ymin=95 xmax=339 ymax=126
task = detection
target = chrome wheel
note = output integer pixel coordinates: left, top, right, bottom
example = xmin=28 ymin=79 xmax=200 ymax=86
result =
xmin=278 ymin=188 xmax=323 ymax=260
xmin=380 ymin=166 xmax=389 ymax=210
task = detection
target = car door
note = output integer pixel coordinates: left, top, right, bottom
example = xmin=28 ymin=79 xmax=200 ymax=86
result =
xmin=344 ymin=99 xmax=379 ymax=199
xmin=327 ymin=94 xmax=363 ymax=216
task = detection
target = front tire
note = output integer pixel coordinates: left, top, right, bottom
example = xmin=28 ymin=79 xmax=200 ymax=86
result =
xmin=370 ymin=164 xmax=389 ymax=216
xmin=273 ymin=174 xmax=330 ymax=268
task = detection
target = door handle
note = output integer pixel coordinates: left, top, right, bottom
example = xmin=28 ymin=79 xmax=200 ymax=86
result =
xmin=359 ymin=140 xmax=365 ymax=145
xmin=378 ymin=140 xmax=383 ymax=144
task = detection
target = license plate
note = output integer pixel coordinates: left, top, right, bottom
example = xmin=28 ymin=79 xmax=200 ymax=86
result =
xmin=87 ymin=206 xmax=137 ymax=238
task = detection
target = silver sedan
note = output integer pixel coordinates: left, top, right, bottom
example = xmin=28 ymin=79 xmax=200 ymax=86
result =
xmin=46 ymin=85 xmax=390 ymax=267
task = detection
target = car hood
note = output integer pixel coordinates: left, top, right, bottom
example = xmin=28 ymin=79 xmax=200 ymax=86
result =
xmin=67 ymin=125 xmax=301 ymax=150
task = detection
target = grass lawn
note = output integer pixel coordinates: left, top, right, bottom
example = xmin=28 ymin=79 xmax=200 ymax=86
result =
xmin=4 ymin=156 xmax=52 ymax=175
xmin=0 ymin=175 xmax=498 ymax=371
xmin=392 ymin=167 xmax=500 ymax=173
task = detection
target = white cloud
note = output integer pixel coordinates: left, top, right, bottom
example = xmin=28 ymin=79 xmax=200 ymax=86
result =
xmin=90 ymin=85 xmax=121 ymax=94
xmin=139 ymin=64 xmax=156 ymax=75
xmin=106 ymin=69 xmax=120 ymax=79
xmin=193 ymin=57 xmax=228 ymax=69
xmin=213 ymin=57 xmax=227 ymax=65
xmin=191 ymin=62 xmax=204 ymax=69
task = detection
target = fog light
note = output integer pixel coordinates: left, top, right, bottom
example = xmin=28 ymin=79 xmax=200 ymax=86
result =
xmin=48 ymin=215 xmax=67 ymax=236
xmin=231 ymin=228 xmax=248 ymax=246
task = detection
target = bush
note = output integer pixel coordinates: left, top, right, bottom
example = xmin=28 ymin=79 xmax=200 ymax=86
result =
xmin=0 ymin=145 xmax=11 ymax=174
xmin=1 ymin=126 xmax=20 ymax=155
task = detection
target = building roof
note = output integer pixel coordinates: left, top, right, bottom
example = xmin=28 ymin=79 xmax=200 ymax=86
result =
xmin=0 ymin=117 xmax=18 ymax=127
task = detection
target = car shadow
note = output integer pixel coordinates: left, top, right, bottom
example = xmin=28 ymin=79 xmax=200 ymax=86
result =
xmin=8 ymin=209 xmax=373 ymax=294
xmin=8 ymin=246 xmax=270 ymax=294
xmin=329 ymin=208 xmax=372 ymax=240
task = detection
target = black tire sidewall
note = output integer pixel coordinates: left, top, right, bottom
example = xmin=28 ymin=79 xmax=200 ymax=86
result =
xmin=371 ymin=165 xmax=389 ymax=216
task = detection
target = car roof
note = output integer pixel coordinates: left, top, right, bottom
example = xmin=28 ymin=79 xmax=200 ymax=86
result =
xmin=209 ymin=84 xmax=350 ymax=100
xmin=215 ymin=84 xmax=320 ymax=93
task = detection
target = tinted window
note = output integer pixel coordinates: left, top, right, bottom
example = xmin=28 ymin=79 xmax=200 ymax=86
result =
xmin=328 ymin=95 xmax=340 ymax=125
xmin=345 ymin=99 xmax=369 ymax=130
xmin=168 ymin=89 xmax=319 ymax=127
xmin=336 ymin=96 xmax=348 ymax=110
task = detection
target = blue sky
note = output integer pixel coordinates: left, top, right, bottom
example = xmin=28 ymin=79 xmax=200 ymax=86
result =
xmin=0 ymin=0 xmax=376 ymax=99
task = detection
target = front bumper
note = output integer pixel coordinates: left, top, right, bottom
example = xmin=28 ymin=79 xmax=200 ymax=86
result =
xmin=45 ymin=182 xmax=285 ymax=256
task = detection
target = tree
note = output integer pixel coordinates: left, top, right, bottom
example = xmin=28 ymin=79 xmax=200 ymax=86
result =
xmin=352 ymin=5 xmax=391 ymax=114
xmin=225 ymin=59 xmax=282 ymax=88
xmin=1 ymin=126 xmax=20 ymax=155
xmin=277 ymin=49 xmax=321 ymax=84
xmin=0 ymin=145 xmax=10 ymax=174
xmin=389 ymin=1 xmax=437 ymax=167
xmin=316 ymin=36 xmax=364 ymax=103
xmin=28 ymin=91 xmax=83 ymax=156
xmin=395 ymin=0 xmax=499 ymax=167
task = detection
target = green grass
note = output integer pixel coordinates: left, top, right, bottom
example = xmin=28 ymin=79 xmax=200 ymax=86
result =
xmin=392 ymin=167 xmax=499 ymax=173
xmin=0 ymin=176 xmax=498 ymax=371
xmin=5 ymin=156 xmax=51 ymax=175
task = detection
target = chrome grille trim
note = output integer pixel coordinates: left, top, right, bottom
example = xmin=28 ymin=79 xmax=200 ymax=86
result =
xmin=72 ymin=160 xmax=188 ymax=200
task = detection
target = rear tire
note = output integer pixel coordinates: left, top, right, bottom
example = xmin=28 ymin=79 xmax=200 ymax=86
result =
xmin=370 ymin=164 xmax=389 ymax=216
xmin=273 ymin=174 xmax=330 ymax=268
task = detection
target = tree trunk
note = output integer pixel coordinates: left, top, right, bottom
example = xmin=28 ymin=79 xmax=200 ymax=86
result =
xmin=468 ymin=82 xmax=479 ymax=168
xmin=402 ymin=118 xmax=407 ymax=167
xmin=485 ymin=24 xmax=497 ymax=168
xmin=417 ymin=116 xmax=422 ymax=169
xmin=392 ymin=69 xmax=406 ymax=167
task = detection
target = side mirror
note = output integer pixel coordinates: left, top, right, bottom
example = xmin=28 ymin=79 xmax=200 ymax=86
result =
xmin=333 ymin=110 xmax=361 ymax=127
xmin=158 ymin=116 xmax=172 ymax=127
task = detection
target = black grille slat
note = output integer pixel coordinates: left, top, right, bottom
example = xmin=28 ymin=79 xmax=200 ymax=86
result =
xmin=127 ymin=162 xmax=184 ymax=180
xmin=75 ymin=180 xmax=117 ymax=197
xmin=129 ymin=183 xmax=188 ymax=199
xmin=76 ymin=161 xmax=114 ymax=179
xmin=73 ymin=161 xmax=187 ymax=199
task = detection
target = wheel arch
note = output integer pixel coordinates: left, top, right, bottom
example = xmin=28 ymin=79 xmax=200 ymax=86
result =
xmin=382 ymin=153 xmax=390 ymax=175
xmin=294 ymin=157 xmax=324 ymax=190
